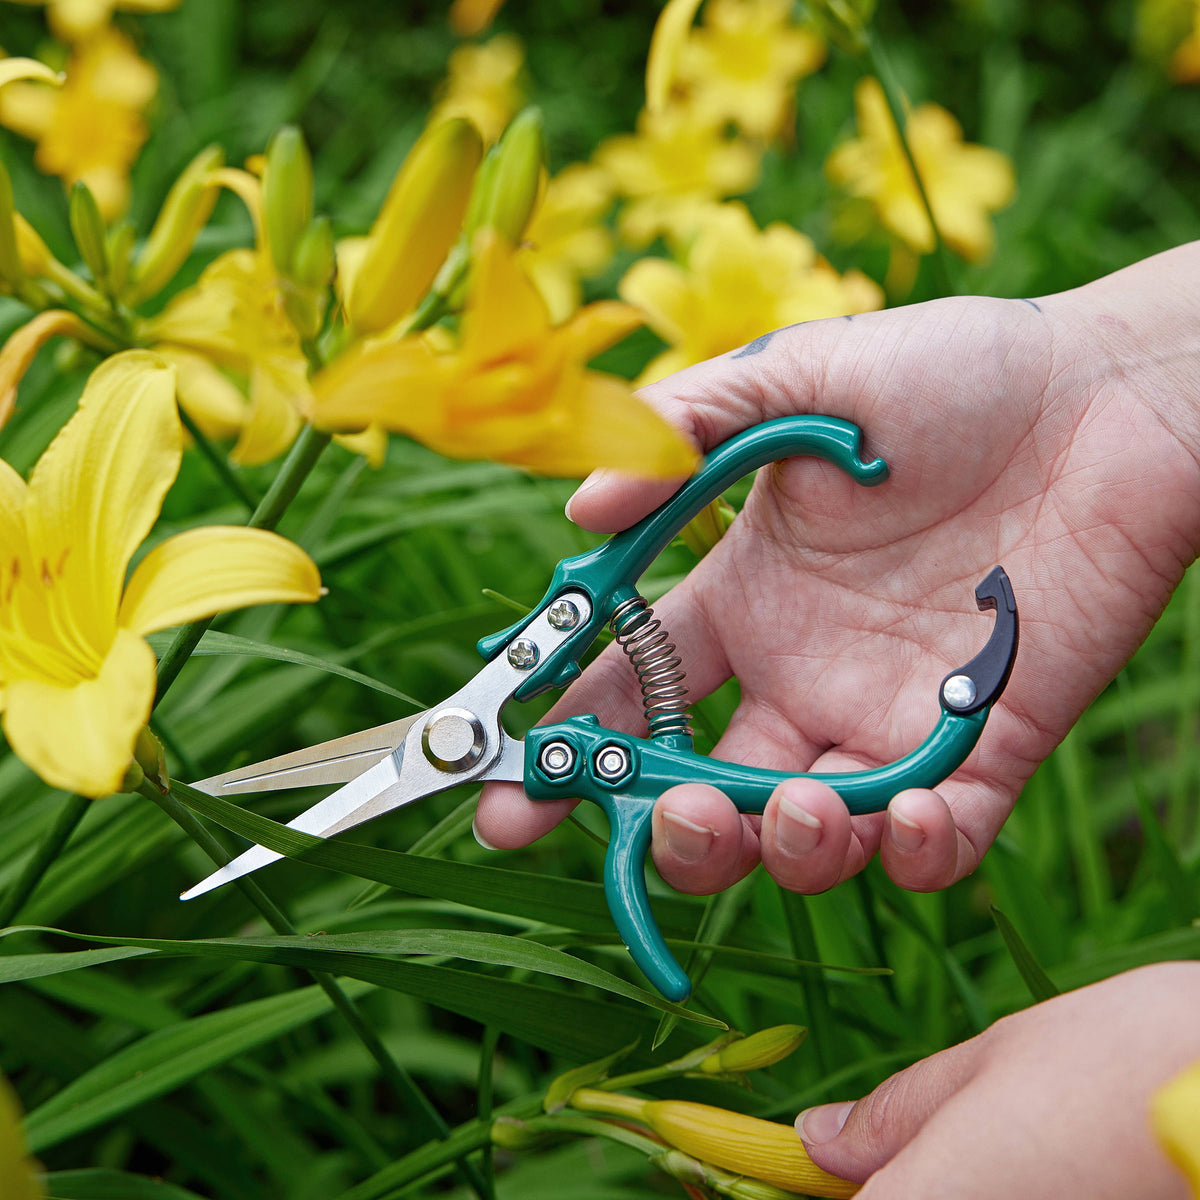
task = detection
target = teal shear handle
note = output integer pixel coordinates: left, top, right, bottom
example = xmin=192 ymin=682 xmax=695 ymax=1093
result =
xmin=485 ymin=415 xmax=1020 ymax=1002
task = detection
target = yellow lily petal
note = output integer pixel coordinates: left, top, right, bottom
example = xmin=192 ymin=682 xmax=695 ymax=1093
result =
xmin=646 ymin=0 xmax=704 ymax=113
xmin=2 ymin=626 xmax=155 ymax=797
xmin=1153 ymin=1058 xmax=1200 ymax=1193
xmin=154 ymin=345 xmax=248 ymax=441
xmin=119 ymin=526 xmax=321 ymax=636
xmin=461 ymin=231 xmax=550 ymax=366
xmin=619 ymin=257 xmax=692 ymax=346
xmin=230 ymin=364 xmax=304 ymax=466
xmin=0 ymin=57 xmax=63 ymax=91
xmin=561 ymin=300 xmax=644 ymax=363
xmin=450 ymin=0 xmax=506 ymax=35
xmin=0 ymin=310 xmax=94 ymax=428
xmin=334 ymin=424 xmax=388 ymax=468
xmin=22 ymin=352 xmax=178 ymax=666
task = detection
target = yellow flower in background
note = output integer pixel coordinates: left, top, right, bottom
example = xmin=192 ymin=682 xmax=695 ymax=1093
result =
xmin=676 ymin=0 xmax=826 ymax=140
xmin=521 ymin=163 xmax=615 ymax=323
xmin=431 ymin=35 xmax=523 ymax=144
xmin=311 ymin=233 xmax=699 ymax=480
xmin=594 ymin=102 xmax=761 ymax=247
xmin=0 ymin=352 xmax=322 ymax=797
xmin=1135 ymin=0 xmax=1200 ymax=82
xmin=0 ymin=1070 xmax=40 ymax=1200
xmin=0 ymin=29 xmax=157 ymax=219
xmin=825 ymin=76 xmax=1014 ymax=262
xmin=449 ymin=0 xmax=507 ymax=36
xmin=1153 ymin=1058 xmax=1200 ymax=1195
xmin=6 ymin=0 xmax=180 ymax=42
xmin=620 ymin=202 xmax=881 ymax=383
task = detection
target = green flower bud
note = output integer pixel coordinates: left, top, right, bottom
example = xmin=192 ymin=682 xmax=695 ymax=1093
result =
xmin=105 ymin=220 xmax=136 ymax=298
xmin=291 ymin=215 xmax=335 ymax=292
xmin=69 ymin=181 xmax=109 ymax=288
xmin=805 ymin=0 xmax=875 ymax=54
xmin=133 ymin=726 xmax=170 ymax=793
xmin=130 ymin=144 xmax=223 ymax=304
xmin=490 ymin=1117 xmax=549 ymax=1151
xmin=0 ymin=161 xmax=24 ymax=288
xmin=468 ymin=106 xmax=545 ymax=244
xmin=263 ymin=125 xmax=314 ymax=278
xmin=698 ymin=1025 xmax=808 ymax=1075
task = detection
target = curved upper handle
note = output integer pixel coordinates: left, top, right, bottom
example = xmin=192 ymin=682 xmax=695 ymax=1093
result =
xmin=478 ymin=415 xmax=888 ymax=698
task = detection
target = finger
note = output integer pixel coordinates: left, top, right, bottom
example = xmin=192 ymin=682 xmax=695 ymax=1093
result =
xmin=474 ymin=781 xmax=575 ymax=851
xmin=758 ymin=778 xmax=857 ymax=894
xmin=879 ymin=788 xmax=982 ymax=891
xmin=650 ymin=784 xmax=761 ymax=895
xmin=795 ymin=1036 xmax=984 ymax=1183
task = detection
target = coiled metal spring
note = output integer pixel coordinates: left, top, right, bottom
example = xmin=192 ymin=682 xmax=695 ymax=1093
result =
xmin=610 ymin=595 xmax=693 ymax=740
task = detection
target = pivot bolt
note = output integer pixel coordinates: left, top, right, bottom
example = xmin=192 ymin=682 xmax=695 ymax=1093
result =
xmin=422 ymin=707 xmax=487 ymax=772
xmin=942 ymin=674 xmax=978 ymax=711
xmin=547 ymin=599 xmax=581 ymax=631
xmin=594 ymin=744 xmax=632 ymax=785
xmin=537 ymin=740 xmax=576 ymax=779
xmin=507 ymin=638 xmax=539 ymax=670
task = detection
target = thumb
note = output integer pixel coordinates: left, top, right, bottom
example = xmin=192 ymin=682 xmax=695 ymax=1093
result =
xmin=795 ymin=1036 xmax=983 ymax=1182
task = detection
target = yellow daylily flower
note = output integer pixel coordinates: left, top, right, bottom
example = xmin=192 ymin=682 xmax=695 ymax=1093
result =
xmin=645 ymin=0 xmax=705 ymax=114
xmin=0 ymin=352 xmax=321 ymax=797
xmin=1153 ymin=1057 xmax=1200 ymax=1195
xmin=620 ymin=202 xmax=882 ymax=383
xmin=0 ymin=1070 xmax=40 ymax=1200
xmin=449 ymin=0 xmax=507 ymax=36
xmin=1135 ymin=0 xmax=1200 ymax=82
xmin=310 ymin=233 xmax=699 ymax=480
xmin=594 ymin=102 xmax=761 ymax=247
xmin=825 ymin=76 xmax=1015 ymax=263
xmin=0 ymin=310 xmax=100 ymax=428
xmin=0 ymin=30 xmax=157 ymax=219
xmin=521 ymin=163 xmax=616 ymax=323
xmin=431 ymin=35 xmax=523 ymax=145
xmin=676 ymin=0 xmax=826 ymax=140
xmin=6 ymin=0 xmax=180 ymax=42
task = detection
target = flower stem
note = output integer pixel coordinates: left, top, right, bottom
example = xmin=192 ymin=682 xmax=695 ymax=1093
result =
xmin=504 ymin=1112 xmax=664 ymax=1157
xmin=140 ymin=780 xmax=491 ymax=1200
xmin=153 ymin=423 xmax=333 ymax=703
xmin=0 ymin=793 xmax=89 ymax=927
xmin=176 ymin=406 xmax=259 ymax=512
xmin=861 ymin=32 xmax=958 ymax=296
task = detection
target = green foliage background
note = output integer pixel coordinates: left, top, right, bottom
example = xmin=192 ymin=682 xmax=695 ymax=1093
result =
xmin=0 ymin=1 xmax=1198 ymax=1197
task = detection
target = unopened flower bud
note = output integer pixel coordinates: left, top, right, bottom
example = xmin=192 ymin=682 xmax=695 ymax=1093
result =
xmin=805 ymin=0 xmax=874 ymax=54
xmin=105 ymin=220 xmax=136 ymax=298
xmin=348 ymin=117 xmax=483 ymax=334
xmin=69 ymin=181 xmax=110 ymax=288
xmin=14 ymin=215 xmax=54 ymax=278
xmin=680 ymin=498 xmax=737 ymax=559
xmin=698 ymin=1025 xmax=807 ymax=1075
xmin=130 ymin=145 xmax=223 ymax=303
xmin=0 ymin=160 xmax=24 ymax=287
xmin=466 ymin=106 xmax=545 ymax=244
xmin=133 ymin=726 xmax=169 ymax=792
xmin=263 ymin=126 xmax=314 ymax=278
xmin=490 ymin=1116 xmax=548 ymax=1151
xmin=291 ymin=215 xmax=336 ymax=292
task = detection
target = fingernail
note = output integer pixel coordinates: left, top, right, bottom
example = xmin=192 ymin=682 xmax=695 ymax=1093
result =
xmin=889 ymin=808 xmax=925 ymax=853
xmin=472 ymin=817 xmax=499 ymax=851
xmin=776 ymin=793 xmax=823 ymax=856
xmin=797 ymin=1101 xmax=854 ymax=1146
xmin=662 ymin=811 xmax=717 ymax=863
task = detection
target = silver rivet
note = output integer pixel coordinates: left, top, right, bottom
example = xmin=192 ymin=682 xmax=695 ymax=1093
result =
xmin=538 ymin=740 xmax=575 ymax=778
xmin=507 ymin=639 xmax=539 ymax=670
xmin=422 ymin=707 xmax=486 ymax=771
xmin=547 ymin=599 xmax=581 ymax=631
xmin=942 ymin=674 xmax=977 ymax=710
xmin=595 ymin=746 xmax=631 ymax=782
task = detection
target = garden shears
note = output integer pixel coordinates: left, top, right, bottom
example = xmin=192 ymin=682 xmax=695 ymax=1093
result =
xmin=181 ymin=415 xmax=1019 ymax=1002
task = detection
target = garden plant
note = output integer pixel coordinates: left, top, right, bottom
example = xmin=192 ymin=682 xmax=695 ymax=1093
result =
xmin=0 ymin=0 xmax=1199 ymax=1196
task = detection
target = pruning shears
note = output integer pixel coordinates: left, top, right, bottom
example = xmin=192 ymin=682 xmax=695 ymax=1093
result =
xmin=181 ymin=415 xmax=1019 ymax=1002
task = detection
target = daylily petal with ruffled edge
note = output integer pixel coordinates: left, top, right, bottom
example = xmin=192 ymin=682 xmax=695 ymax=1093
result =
xmin=0 ymin=57 xmax=63 ymax=91
xmin=119 ymin=526 xmax=321 ymax=635
xmin=2 ymin=626 xmax=155 ymax=796
xmin=23 ymin=351 xmax=178 ymax=661
xmin=0 ymin=310 xmax=95 ymax=428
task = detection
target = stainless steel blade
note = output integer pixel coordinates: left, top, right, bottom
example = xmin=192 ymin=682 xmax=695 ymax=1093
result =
xmin=191 ymin=714 xmax=425 ymax=795
xmin=180 ymin=754 xmax=405 ymax=900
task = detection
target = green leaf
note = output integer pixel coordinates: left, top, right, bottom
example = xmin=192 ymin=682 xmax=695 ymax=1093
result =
xmin=989 ymin=906 xmax=1060 ymax=1002
xmin=43 ymin=1169 xmax=211 ymax=1200
xmin=0 ymin=945 xmax=152 ymax=983
xmin=544 ymin=1041 xmax=639 ymax=1113
xmin=147 ymin=630 xmax=424 ymax=707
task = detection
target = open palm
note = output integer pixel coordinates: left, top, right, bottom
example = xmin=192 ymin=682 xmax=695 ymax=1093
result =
xmin=477 ymin=256 xmax=1200 ymax=896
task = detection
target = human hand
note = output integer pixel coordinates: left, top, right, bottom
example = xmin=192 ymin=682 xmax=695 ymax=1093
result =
xmin=795 ymin=963 xmax=1200 ymax=1198
xmin=476 ymin=243 xmax=1200 ymax=896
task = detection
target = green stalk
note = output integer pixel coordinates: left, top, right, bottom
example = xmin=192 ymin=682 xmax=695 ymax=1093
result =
xmin=861 ymin=31 xmax=958 ymax=296
xmin=0 ymin=793 xmax=89 ymax=927
xmin=154 ymin=424 xmax=333 ymax=703
xmin=140 ymin=780 xmax=491 ymax=1200
xmin=176 ymin=404 xmax=259 ymax=512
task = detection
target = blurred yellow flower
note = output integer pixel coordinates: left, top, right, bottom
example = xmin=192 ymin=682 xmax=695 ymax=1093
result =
xmin=6 ymin=0 xmax=180 ymax=42
xmin=620 ymin=202 xmax=881 ymax=383
xmin=310 ymin=233 xmax=699 ymax=480
xmin=0 ymin=1070 xmax=40 ymax=1200
xmin=431 ymin=35 xmax=523 ymax=145
xmin=825 ymin=76 xmax=1014 ymax=262
xmin=449 ymin=0 xmax=507 ymax=36
xmin=521 ymin=163 xmax=615 ymax=323
xmin=676 ymin=0 xmax=826 ymax=140
xmin=645 ymin=0 xmax=704 ymax=114
xmin=0 ymin=29 xmax=157 ymax=219
xmin=1135 ymin=0 xmax=1200 ymax=82
xmin=1153 ymin=1057 xmax=1200 ymax=1195
xmin=0 ymin=352 xmax=322 ymax=797
xmin=594 ymin=102 xmax=761 ymax=247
